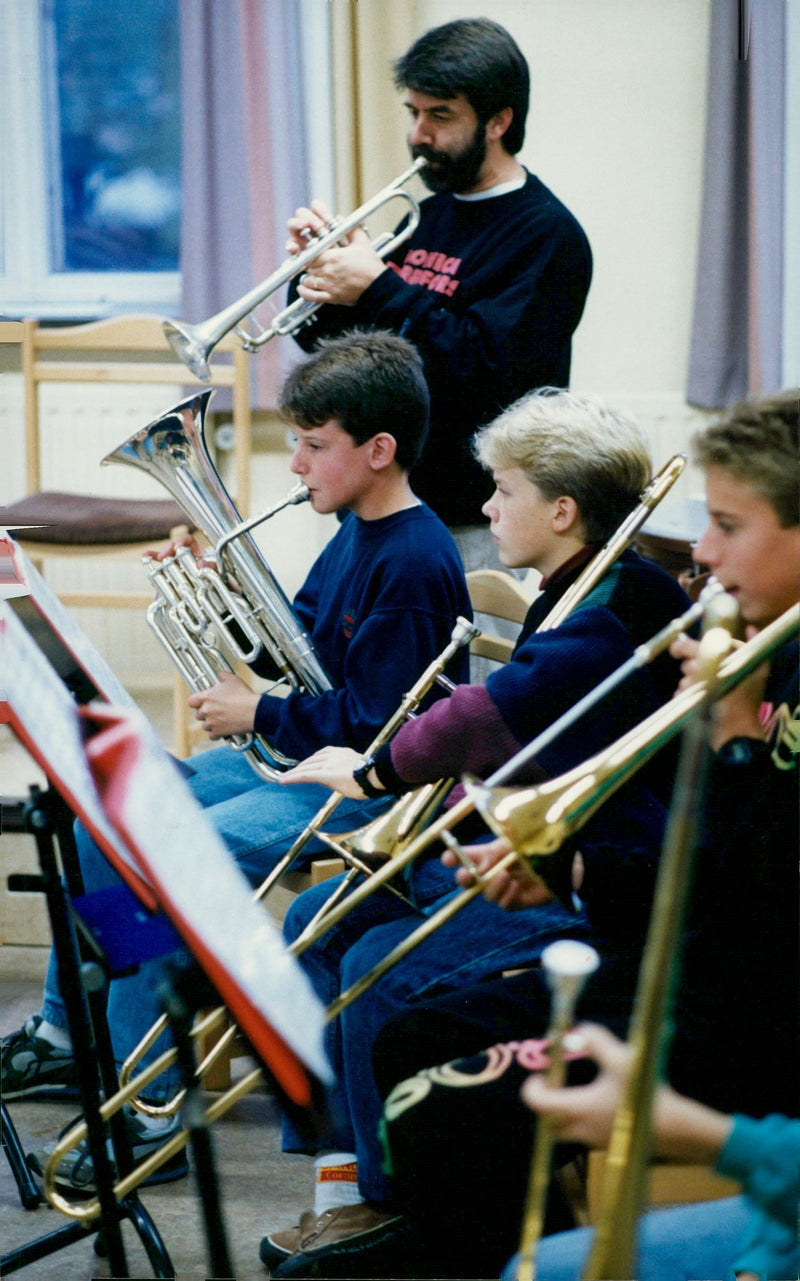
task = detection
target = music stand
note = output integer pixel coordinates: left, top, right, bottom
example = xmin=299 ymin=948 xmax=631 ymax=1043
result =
xmin=1 ymin=531 xmax=330 ymax=1278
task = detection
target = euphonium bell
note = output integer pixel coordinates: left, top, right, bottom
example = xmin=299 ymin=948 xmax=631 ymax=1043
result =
xmin=103 ymin=391 xmax=334 ymax=780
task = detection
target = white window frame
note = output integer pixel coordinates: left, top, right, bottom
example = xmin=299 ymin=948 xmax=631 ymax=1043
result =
xmin=0 ymin=0 xmax=181 ymax=320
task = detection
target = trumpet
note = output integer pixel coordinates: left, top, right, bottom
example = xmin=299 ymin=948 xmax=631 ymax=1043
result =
xmin=104 ymin=392 xmax=334 ymax=781
xmin=164 ymin=159 xmax=427 ymax=381
xmin=42 ymin=606 xmax=797 ymax=1217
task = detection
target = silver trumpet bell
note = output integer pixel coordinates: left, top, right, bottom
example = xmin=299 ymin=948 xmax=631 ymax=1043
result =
xmin=103 ymin=391 xmax=334 ymax=780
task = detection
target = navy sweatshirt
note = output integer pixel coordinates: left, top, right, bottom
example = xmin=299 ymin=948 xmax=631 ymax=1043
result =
xmin=293 ymin=172 xmax=592 ymax=525
xmin=253 ymin=503 xmax=471 ymax=759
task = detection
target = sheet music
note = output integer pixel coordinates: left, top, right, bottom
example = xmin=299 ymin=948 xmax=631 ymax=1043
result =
xmin=1 ymin=530 xmax=137 ymax=708
xmin=88 ymin=711 xmax=331 ymax=1086
xmin=0 ymin=601 xmax=154 ymax=903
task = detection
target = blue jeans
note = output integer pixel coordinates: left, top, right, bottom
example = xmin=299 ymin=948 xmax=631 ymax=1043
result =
xmin=281 ymin=851 xmax=592 ymax=1203
xmin=502 ymin=1197 xmax=783 ymax=1281
xmin=40 ymin=746 xmax=390 ymax=1100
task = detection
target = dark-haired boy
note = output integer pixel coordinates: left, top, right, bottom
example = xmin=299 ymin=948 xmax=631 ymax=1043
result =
xmin=1 ymin=331 xmax=471 ymax=1167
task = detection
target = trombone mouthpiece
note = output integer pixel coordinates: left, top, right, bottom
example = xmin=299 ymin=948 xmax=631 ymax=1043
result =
xmin=541 ymin=939 xmax=600 ymax=984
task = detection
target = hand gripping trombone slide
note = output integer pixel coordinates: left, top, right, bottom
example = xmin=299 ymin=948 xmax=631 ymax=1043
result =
xmin=300 ymin=596 xmax=797 ymax=1020
xmin=41 ymin=603 xmax=797 ymax=1215
xmin=288 ymin=452 xmax=689 ymax=944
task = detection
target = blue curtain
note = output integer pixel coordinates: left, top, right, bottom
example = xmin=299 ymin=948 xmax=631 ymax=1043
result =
xmin=178 ymin=0 xmax=312 ymax=408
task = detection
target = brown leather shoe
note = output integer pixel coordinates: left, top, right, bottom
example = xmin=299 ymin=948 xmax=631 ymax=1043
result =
xmin=297 ymin=1204 xmax=400 ymax=1250
xmin=259 ymin=1210 xmax=316 ymax=1269
xmin=270 ymin=1205 xmax=412 ymax=1278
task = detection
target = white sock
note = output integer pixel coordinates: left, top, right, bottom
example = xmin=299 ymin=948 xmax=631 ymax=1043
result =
xmin=37 ymin=1019 xmax=73 ymax=1052
xmin=313 ymin=1151 xmax=362 ymax=1216
xmin=130 ymin=1107 xmax=177 ymax=1134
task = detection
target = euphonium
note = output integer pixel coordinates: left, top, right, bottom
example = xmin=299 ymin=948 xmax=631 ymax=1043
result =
xmin=164 ymin=158 xmax=427 ymax=381
xmin=103 ymin=391 xmax=333 ymax=781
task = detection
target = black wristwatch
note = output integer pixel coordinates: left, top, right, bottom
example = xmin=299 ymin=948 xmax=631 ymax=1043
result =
xmin=715 ymin=736 xmax=764 ymax=766
xmin=352 ymin=754 xmax=384 ymax=798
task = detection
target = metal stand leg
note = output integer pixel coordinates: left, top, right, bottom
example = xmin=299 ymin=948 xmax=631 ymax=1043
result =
xmin=0 ymin=785 xmax=175 ymax=1279
xmin=160 ymin=963 xmax=235 ymax=1280
xmin=1 ymin=1100 xmax=44 ymax=1210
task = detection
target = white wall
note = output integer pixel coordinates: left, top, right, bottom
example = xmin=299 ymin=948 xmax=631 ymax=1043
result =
xmin=417 ymin=0 xmax=711 ymax=397
xmin=411 ymin=0 xmax=714 ymax=495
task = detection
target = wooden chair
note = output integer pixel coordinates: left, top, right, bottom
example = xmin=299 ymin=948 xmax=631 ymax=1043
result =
xmin=1 ymin=315 xmax=251 ymax=755
xmin=466 ymin=568 xmax=533 ymax=665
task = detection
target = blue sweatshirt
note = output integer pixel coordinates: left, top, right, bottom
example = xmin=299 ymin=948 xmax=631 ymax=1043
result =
xmin=254 ymin=503 xmax=470 ymax=759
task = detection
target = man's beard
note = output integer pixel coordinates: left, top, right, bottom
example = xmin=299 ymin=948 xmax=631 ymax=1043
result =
xmin=412 ymin=126 xmax=487 ymax=195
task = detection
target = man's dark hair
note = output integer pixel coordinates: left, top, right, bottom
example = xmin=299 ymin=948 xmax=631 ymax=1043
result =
xmin=393 ymin=18 xmax=530 ymax=155
xmin=278 ymin=331 xmax=430 ymax=470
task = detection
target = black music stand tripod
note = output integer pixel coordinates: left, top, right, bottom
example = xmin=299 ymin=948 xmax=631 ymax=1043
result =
xmin=1 ymin=785 xmax=174 ymax=1280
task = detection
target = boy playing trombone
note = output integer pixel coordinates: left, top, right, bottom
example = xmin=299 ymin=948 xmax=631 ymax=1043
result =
xmin=260 ymin=388 xmax=691 ymax=1274
xmin=370 ymin=392 xmax=800 ymax=1281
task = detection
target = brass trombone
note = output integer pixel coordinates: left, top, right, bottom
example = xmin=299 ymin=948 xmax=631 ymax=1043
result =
xmin=286 ymin=452 xmax=689 ymax=946
xmin=41 ymin=604 xmax=798 ymax=1218
xmin=118 ymin=617 xmax=479 ymax=1118
xmin=515 ymin=599 xmax=738 ymax=1279
xmin=164 ymin=159 xmax=427 ymax=381
xmin=579 ymin=623 xmax=736 ymax=1279
xmin=309 ymin=601 xmax=797 ymax=1020
xmin=75 ymin=456 xmax=688 ymax=1134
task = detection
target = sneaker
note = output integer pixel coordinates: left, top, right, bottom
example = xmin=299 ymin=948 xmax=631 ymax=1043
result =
xmin=268 ymin=1205 xmax=411 ymax=1279
xmin=1 ymin=1015 xmax=80 ymax=1101
xmin=27 ymin=1105 xmax=189 ymax=1196
xmin=259 ymin=1209 xmax=316 ymax=1270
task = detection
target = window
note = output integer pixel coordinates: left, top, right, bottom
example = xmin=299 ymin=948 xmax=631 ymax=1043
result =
xmin=0 ymin=0 xmax=181 ymax=318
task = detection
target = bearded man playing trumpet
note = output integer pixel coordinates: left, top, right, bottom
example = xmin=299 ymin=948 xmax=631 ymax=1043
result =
xmin=257 ymin=389 xmax=691 ymax=1275
xmin=368 ymin=392 xmax=800 ymax=1281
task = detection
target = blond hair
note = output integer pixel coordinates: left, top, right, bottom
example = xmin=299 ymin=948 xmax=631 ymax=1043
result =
xmin=474 ymin=388 xmax=651 ymax=543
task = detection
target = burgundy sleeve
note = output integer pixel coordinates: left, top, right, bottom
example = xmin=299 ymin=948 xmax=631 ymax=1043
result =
xmin=375 ymin=683 xmax=524 ymax=790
